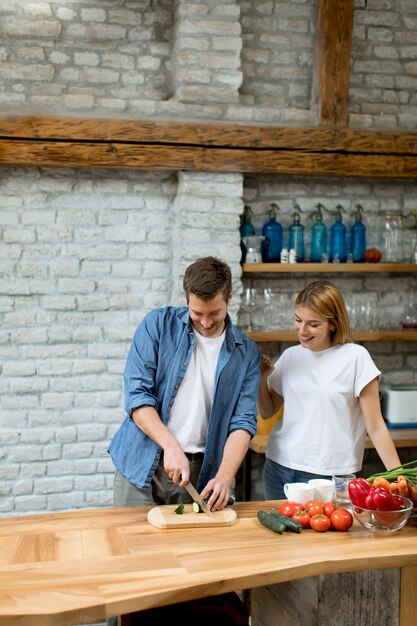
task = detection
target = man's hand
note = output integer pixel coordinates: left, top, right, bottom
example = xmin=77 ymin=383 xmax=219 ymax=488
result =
xmin=132 ymin=406 xmax=191 ymax=486
xmin=163 ymin=445 xmax=190 ymax=487
xmin=200 ymin=430 xmax=251 ymax=511
xmin=200 ymin=476 xmax=232 ymax=512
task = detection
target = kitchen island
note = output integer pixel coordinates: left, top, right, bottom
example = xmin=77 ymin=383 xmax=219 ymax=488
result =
xmin=0 ymin=502 xmax=415 ymax=626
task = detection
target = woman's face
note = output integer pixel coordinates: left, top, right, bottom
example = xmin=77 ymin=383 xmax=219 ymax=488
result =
xmin=294 ymin=304 xmax=334 ymax=352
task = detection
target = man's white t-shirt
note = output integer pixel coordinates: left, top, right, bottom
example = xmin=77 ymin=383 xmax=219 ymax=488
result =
xmin=266 ymin=343 xmax=381 ymax=475
xmin=168 ymin=328 xmax=225 ymax=453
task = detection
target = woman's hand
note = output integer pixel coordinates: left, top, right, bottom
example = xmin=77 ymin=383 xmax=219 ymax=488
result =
xmin=260 ymin=353 xmax=274 ymax=378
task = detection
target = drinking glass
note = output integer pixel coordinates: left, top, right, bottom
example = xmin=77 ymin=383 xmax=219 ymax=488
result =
xmin=270 ymin=292 xmax=292 ymax=330
xmin=239 ymin=287 xmax=257 ymax=331
xmin=332 ymin=473 xmax=356 ymax=508
xmin=345 ymin=296 xmax=357 ymax=330
xmin=252 ymin=289 xmax=266 ymax=331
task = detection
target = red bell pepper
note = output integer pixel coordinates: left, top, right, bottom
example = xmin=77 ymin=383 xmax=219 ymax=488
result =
xmin=365 ymin=486 xmax=401 ymax=511
xmin=391 ymin=494 xmax=406 ymax=509
xmin=347 ymin=478 xmax=373 ymax=507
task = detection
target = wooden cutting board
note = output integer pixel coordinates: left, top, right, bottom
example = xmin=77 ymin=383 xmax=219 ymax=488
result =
xmin=147 ymin=504 xmax=237 ymax=529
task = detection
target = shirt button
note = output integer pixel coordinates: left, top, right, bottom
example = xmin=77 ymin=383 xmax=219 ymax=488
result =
xmin=184 ymin=361 xmax=188 ymax=366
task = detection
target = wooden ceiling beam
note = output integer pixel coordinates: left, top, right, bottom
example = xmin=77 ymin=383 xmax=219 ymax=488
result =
xmin=0 ymin=1 xmax=415 ymax=178
xmin=1 ymin=115 xmax=417 ymax=155
xmin=1 ymin=138 xmax=416 ymax=178
xmin=312 ymin=0 xmax=354 ymax=126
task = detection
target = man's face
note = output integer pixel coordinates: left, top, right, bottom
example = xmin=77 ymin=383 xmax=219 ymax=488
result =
xmin=188 ymin=292 xmax=231 ymax=338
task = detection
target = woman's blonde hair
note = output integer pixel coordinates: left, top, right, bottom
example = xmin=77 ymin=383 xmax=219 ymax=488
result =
xmin=295 ymin=280 xmax=353 ymax=345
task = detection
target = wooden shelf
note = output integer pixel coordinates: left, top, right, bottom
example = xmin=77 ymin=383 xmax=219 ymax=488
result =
xmin=243 ymin=262 xmax=417 ymax=273
xmin=250 ymin=428 xmax=417 ymax=455
xmin=247 ymin=330 xmax=417 ymax=342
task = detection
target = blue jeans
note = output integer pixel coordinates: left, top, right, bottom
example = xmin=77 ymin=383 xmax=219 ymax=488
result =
xmin=263 ymin=457 xmax=333 ymax=500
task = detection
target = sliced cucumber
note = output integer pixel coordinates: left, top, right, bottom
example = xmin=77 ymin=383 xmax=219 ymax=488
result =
xmin=174 ymin=503 xmax=185 ymax=515
xmin=192 ymin=502 xmax=202 ymax=513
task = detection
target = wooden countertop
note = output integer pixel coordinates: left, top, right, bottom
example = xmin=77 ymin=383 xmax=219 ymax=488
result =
xmin=250 ymin=428 xmax=417 ymax=454
xmin=0 ymin=502 xmax=416 ymax=625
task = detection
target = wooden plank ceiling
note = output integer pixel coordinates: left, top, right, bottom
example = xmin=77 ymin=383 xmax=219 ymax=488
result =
xmin=0 ymin=0 xmax=416 ymax=178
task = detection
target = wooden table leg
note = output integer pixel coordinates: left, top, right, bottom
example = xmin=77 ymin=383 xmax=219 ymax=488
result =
xmin=252 ymin=568 xmax=402 ymax=625
xmin=400 ymin=565 xmax=417 ymax=626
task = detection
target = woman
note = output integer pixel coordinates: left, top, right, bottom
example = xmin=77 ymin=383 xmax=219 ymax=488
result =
xmin=258 ymin=279 xmax=401 ymax=500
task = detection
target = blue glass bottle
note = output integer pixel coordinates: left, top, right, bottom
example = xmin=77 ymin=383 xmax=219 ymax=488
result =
xmin=288 ymin=206 xmax=305 ymax=262
xmin=261 ymin=202 xmax=283 ymax=262
xmin=310 ymin=203 xmax=328 ymax=262
xmin=240 ymin=205 xmax=255 ymax=263
xmin=350 ymin=204 xmax=366 ymax=262
xmin=329 ymin=204 xmax=347 ymax=262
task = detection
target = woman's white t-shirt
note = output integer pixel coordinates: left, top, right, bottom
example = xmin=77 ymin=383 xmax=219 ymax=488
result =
xmin=266 ymin=343 xmax=381 ymax=475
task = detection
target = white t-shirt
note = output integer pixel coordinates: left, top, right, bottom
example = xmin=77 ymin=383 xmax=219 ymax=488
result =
xmin=167 ymin=328 xmax=225 ymax=453
xmin=266 ymin=343 xmax=381 ymax=474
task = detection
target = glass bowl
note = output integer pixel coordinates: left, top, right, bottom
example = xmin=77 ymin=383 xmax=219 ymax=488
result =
xmin=353 ymin=497 xmax=413 ymax=533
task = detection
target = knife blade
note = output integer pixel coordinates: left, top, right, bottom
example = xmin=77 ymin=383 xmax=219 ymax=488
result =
xmin=184 ymin=482 xmax=215 ymax=518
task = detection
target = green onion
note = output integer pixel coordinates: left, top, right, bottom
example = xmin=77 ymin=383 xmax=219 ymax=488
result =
xmin=367 ymin=459 xmax=417 ymax=485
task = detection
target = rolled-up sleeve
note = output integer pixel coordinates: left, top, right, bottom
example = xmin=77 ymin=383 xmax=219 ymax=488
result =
xmin=229 ymin=343 xmax=260 ymax=437
xmin=123 ymin=310 xmax=161 ymax=417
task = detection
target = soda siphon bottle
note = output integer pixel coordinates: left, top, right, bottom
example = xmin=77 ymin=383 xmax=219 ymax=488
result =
xmin=239 ymin=205 xmax=256 ymax=263
xmin=329 ymin=204 xmax=347 ymax=262
xmin=288 ymin=205 xmax=305 ymax=262
xmin=310 ymin=203 xmax=328 ymax=262
xmin=261 ymin=202 xmax=283 ymax=262
xmin=350 ymin=204 xmax=367 ymax=262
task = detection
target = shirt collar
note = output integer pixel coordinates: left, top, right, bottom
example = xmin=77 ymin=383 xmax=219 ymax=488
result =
xmin=177 ymin=307 xmax=242 ymax=348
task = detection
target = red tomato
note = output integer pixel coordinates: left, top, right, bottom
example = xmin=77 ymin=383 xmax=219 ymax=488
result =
xmin=323 ymin=502 xmax=335 ymax=517
xmin=330 ymin=508 xmax=353 ymax=531
xmin=292 ymin=509 xmax=311 ymax=529
xmin=310 ymin=513 xmax=331 ymax=532
xmin=305 ymin=500 xmax=324 ymax=517
xmin=278 ymin=501 xmax=304 ymax=517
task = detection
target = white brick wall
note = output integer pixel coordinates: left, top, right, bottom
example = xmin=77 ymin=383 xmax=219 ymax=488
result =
xmin=1 ymin=1 xmax=417 ymax=516
xmin=0 ymin=166 xmax=243 ymax=515
xmin=1 ymin=1 xmax=416 ymax=126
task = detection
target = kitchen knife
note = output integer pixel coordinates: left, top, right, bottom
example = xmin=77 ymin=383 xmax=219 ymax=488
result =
xmin=184 ymin=482 xmax=215 ymax=518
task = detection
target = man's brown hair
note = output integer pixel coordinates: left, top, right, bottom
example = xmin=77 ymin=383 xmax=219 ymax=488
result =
xmin=183 ymin=256 xmax=232 ymax=302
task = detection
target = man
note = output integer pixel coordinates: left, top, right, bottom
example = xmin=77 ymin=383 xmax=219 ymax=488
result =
xmin=108 ymin=256 xmax=260 ymax=512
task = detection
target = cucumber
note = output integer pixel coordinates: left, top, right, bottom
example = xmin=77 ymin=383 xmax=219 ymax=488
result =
xmin=174 ymin=503 xmax=185 ymax=515
xmin=192 ymin=502 xmax=202 ymax=513
xmin=257 ymin=510 xmax=285 ymax=534
xmin=269 ymin=509 xmax=303 ymax=533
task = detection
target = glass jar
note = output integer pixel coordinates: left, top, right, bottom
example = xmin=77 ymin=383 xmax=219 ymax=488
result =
xmin=402 ymin=227 xmax=417 ymax=262
xmin=401 ymin=304 xmax=417 ymax=329
xmin=381 ymin=210 xmax=404 ymax=262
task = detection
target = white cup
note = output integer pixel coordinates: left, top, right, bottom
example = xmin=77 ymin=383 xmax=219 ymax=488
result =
xmin=283 ymin=482 xmax=315 ymax=506
xmin=308 ymin=478 xmax=335 ymax=503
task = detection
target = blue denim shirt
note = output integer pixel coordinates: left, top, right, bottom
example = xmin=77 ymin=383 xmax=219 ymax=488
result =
xmin=108 ymin=306 xmax=260 ymax=492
